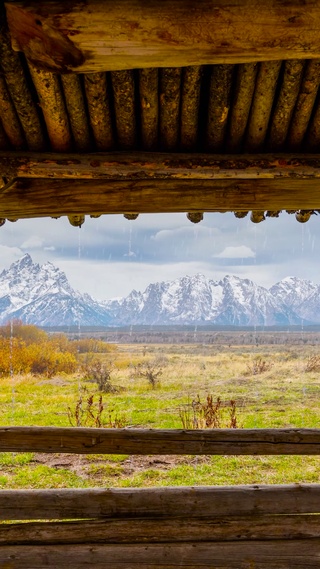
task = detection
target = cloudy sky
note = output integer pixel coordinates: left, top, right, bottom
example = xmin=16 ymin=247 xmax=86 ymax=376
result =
xmin=0 ymin=212 xmax=319 ymax=300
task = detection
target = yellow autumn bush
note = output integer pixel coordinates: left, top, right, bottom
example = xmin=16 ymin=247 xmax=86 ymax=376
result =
xmin=0 ymin=323 xmax=77 ymax=377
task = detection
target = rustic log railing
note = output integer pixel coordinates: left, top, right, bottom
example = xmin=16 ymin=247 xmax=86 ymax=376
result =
xmin=2 ymin=426 xmax=320 ymax=455
xmin=2 ymin=426 xmax=320 ymax=567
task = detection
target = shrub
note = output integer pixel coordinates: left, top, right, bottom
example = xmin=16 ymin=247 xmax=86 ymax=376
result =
xmin=81 ymin=356 xmax=116 ymax=392
xmin=0 ymin=320 xmax=47 ymax=344
xmin=0 ymin=324 xmax=77 ymax=377
xmin=179 ymin=395 xmax=238 ymax=429
xmin=67 ymin=394 xmax=126 ymax=428
xmin=245 ymin=357 xmax=273 ymax=376
xmin=133 ymin=358 xmax=164 ymax=388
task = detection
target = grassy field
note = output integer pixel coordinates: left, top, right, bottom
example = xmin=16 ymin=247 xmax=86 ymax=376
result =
xmin=1 ymin=342 xmax=320 ymax=488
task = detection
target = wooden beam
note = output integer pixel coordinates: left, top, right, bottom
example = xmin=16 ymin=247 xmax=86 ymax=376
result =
xmin=1 ymin=540 xmax=320 ymax=568
xmin=1 ymin=515 xmax=320 ymax=544
xmin=3 ymin=152 xmax=320 ymax=181
xmin=2 ymin=485 xmax=320 ymax=520
xmin=1 ymin=152 xmax=320 ymax=217
xmin=3 ymin=427 xmax=320 ymax=455
xmin=6 ymin=1 xmax=320 ymax=73
xmin=1 ymin=177 xmax=320 ymax=218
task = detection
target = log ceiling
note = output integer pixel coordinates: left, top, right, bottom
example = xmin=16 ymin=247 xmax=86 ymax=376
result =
xmin=1 ymin=0 xmax=320 ymax=221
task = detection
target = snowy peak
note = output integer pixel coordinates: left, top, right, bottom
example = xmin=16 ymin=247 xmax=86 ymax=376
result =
xmin=0 ymin=255 xmax=112 ymax=326
xmin=0 ymin=257 xmax=319 ymax=326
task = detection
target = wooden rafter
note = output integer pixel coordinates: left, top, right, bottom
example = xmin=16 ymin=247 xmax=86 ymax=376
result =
xmin=6 ymin=1 xmax=320 ymax=73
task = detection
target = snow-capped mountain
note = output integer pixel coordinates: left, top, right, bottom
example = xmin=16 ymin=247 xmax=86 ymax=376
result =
xmin=0 ymin=255 xmax=319 ymax=326
xmin=0 ymin=254 xmax=112 ymax=326
xmin=105 ymin=273 xmax=301 ymax=326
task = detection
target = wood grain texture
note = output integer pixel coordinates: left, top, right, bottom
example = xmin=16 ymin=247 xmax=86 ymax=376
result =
xmin=227 ymin=63 xmax=258 ymax=152
xmin=84 ymin=73 xmax=114 ymax=151
xmin=268 ymin=60 xmax=305 ymax=151
xmin=246 ymin=61 xmax=282 ymax=151
xmin=6 ymin=1 xmax=320 ymax=73
xmin=0 ymin=9 xmax=45 ymax=151
xmin=1 ymin=177 xmax=320 ymax=218
xmin=139 ymin=68 xmax=159 ymax=150
xmin=2 ymin=485 xmax=320 ymax=520
xmin=180 ymin=66 xmax=203 ymax=151
xmin=288 ymin=59 xmax=320 ymax=150
xmin=1 ymin=515 xmax=320 ymax=544
xmin=3 ymin=152 xmax=320 ymax=181
xmin=2 ymin=540 xmax=320 ymax=568
xmin=0 ymin=75 xmax=25 ymax=149
xmin=206 ymin=64 xmax=234 ymax=151
xmin=60 ymin=75 xmax=91 ymax=152
xmin=2 ymin=426 xmax=320 ymax=455
xmin=111 ymin=70 xmax=136 ymax=150
xmin=28 ymin=64 xmax=72 ymax=152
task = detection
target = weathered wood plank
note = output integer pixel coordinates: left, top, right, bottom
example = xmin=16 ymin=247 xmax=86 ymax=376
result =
xmin=3 ymin=152 xmax=320 ymax=181
xmin=1 ymin=177 xmax=320 ymax=218
xmin=3 ymin=427 xmax=320 ymax=455
xmin=6 ymin=1 xmax=320 ymax=73
xmin=1 ymin=485 xmax=320 ymax=520
xmin=1 ymin=540 xmax=320 ymax=568
xmin=1 ymin=515 xmax=320 ymax=544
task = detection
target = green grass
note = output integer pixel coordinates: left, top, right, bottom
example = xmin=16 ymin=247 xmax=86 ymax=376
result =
xmin=1 ymin=343 xmax=320 ymax=488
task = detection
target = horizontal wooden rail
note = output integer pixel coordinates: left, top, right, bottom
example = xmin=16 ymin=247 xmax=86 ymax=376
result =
xmin=1 ymin=485 xmax=320 ymax=520
xmin=1 ymin=515 xmax=320 ymax=544
xmin=1 ymin=540 xmax=320 ymax=568
xmin=2 ymin=153 xmax=320 ymax=217
xmin=6 ymin=1 xmax=320 ymax=73
xmin=2 ymin=177 xmax=320 ymax=218
xmin=2 ymin=427 xmax=320 ymax=455
xmin=2 ymin=152 xmax=320 ymax=181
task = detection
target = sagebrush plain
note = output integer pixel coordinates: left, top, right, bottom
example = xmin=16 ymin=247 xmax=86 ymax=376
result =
xmin=1 ymin=339 xmax=320 ymax=489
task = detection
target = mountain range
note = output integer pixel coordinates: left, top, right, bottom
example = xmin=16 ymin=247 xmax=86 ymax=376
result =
xmin=0 ymin=254 xmax=319 ymax=327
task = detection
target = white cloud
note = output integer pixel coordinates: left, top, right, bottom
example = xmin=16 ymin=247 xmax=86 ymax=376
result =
xmin=0 ymin=245 xmax=24 ymax=271
xmin=21 ymin=236 xmax=44 ymax=249
xmin=214 ymin=246 xmax=256 ymax=259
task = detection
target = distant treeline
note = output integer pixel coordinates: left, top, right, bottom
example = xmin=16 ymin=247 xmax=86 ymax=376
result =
xmin=44 ymin=327 xmax=320 ymax=346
